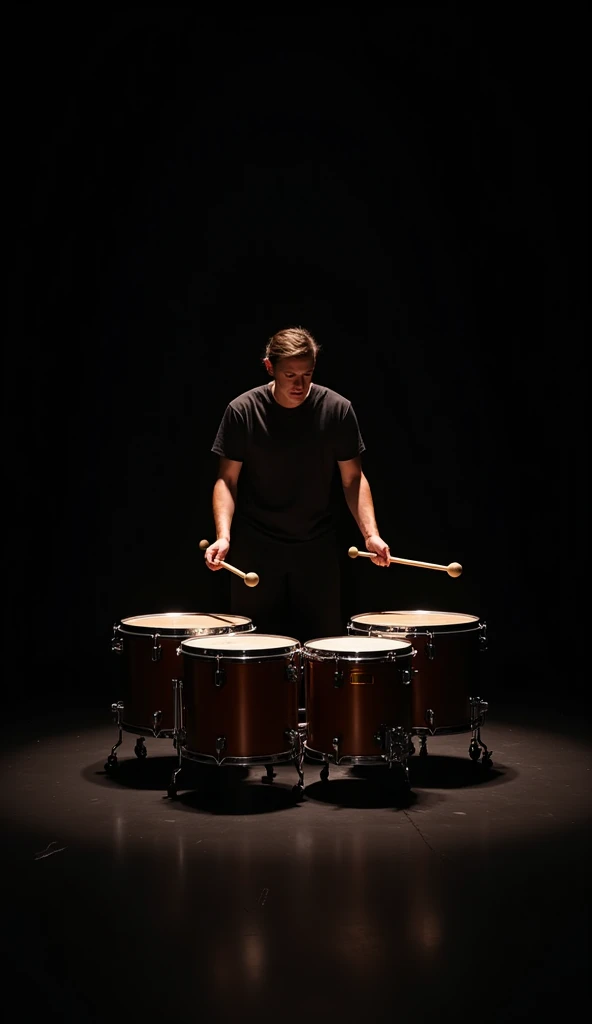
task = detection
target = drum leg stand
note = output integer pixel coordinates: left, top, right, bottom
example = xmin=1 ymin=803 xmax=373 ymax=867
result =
xmin=412 ymin=710 xmax=436 ymax=759
xmin=378 ymin=725 xmax=412 ymax=792
xmin=261 ymin=730 xmax=305 ymax=800
xmin=468 ymin=698 xmax=492 ymax=768
xmin=105 ymin=702 xmax=124 ymax=772
xmin=287 ymin=727 xmax=306 ymax=800
xmin=167 ymin=680 xmax=184 ymax=799
xmin=317 ymin=738 xmax=342 ymax=783
xmin=167 ymin=737 xmax=183 ymax=799
xmin=133 ymin=711 xmax=163 ymax=757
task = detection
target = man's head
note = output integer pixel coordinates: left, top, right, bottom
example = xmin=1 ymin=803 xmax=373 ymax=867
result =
xmin=264 ymin=326 xmax=319 ymax=408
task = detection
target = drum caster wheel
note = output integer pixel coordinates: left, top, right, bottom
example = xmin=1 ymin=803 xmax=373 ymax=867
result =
xmin=134 ymin=739 xmax=147 ymax=759
xmin=469 ymin=740 xmax=481 ymax=761
xmin=167 ymin=785 xmax=177 ymax=799
xmin=104 ymin=755 xmax=118 ymax=772
xmin=292 ymin=785 xmax=304 ymax=802
xmin=320 ymin=766 xmax=329 ymax=783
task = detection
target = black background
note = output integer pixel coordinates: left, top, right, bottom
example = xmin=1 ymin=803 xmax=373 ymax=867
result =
xmin=9 ymin=10 xmax=587 ymax=714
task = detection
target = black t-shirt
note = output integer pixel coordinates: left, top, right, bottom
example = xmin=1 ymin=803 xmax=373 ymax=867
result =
xmin=212 ymin=383 xmax=365 ymax=542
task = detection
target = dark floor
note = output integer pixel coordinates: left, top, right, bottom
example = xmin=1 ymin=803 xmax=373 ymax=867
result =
xmin=1 ymin=695 xmax=590 ymax=1023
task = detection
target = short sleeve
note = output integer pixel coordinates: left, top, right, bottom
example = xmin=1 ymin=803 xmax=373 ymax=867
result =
xmin=335 ymin=404 xmax=366 ymax=461
xmin=211 ymin=404 xmax=245 ymax=462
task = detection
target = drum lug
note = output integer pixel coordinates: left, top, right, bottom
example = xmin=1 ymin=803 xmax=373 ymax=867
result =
xmin=152 ymin=634 xmax=162 ymax=662
xmin=479 ymin=622 xmax=488 ymax=652
xmin=214 ymin=654 xmax=226 ymax=688
xmin=425 ymin=633 xmax=435 ymax=661
xmin=172 ymin=729 xmax=185 ymax=751
xmin=332 ymin=736 xmax=340 ymax=761
xmin=469 ymin=696 xmax=488 ymax=727
xmin=172 ymin=678 xmax=184 ymax=737
xmin=111 ymin=701 xmax=124 ymax=722
xmin=401 ymin=668 xmax=414 ymax=685
xmin=215 ymin=735 xmax=227 ymax=759
xmin=153 ymin=710 xmax=163 ymax=734
xmin=386 ymin=726 xmax=409 ymax=767
xmin=425 ymin=708 xmax=435 ymax=729
xmin=285 ymin=664 xmax=298 ymax=683
xmin=333 ymin=670 xmax=344 ymax=688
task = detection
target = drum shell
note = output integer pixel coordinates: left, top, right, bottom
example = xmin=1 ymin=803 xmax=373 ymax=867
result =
xmin=349 ymin=617 xmax=484 ymax=732
xmin=113 ymin=614 xmax=254 ymax=736
xmin=304 ymin=656 xmax=412 ymax=758
xmin=116 ymin=633 xmax=181 ymax=734
xmin=181 ymin=654 xmax=300 ymax=759
xmin=408 ymin=628 xmax=482 ymax=730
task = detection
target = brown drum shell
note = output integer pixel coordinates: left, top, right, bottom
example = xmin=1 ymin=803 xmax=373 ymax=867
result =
xmin=407 ymin=628 xmax=483 ymax=731
xmin=352 ymin=627 xmax=484 ymax=732
xmin=181 ymin=656 xmax=299 ymax=759
xmin=304 ymin=658 xmax=412 ymax=758
xmin=116 ymin=633 xmax=181 ymax=734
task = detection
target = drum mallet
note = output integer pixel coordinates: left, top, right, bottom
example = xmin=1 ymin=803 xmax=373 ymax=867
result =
xmin=199 ymin=539 xmax=259 ymax=587
xmin=348 ymin=546 xmax=462 ymax=578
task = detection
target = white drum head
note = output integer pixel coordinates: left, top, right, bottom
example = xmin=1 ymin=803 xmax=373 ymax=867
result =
xmin=119 ymin=612 xmax=254 ymax=636
xmin=349 ymin=610 xmax=480 ymax=633
xmin=304 ymin=635 xmax=413 ymax=660
xmin=181 ymin=633 xmax=300 ymax=658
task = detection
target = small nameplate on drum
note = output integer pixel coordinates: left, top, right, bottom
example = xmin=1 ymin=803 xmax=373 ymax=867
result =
xmin=349 ymin=671 xmax=374 ymax=686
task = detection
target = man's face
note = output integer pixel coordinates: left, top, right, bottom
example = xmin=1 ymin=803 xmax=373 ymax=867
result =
xmin=266 ymin=355 xmax=316 ymax=408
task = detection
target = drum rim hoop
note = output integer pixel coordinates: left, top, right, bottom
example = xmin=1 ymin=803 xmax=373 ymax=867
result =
xmin=303 ymin=635 xmax=414 ymax=660
xmin=180 ymin=635 xmax=300 ymax=659
xmin=117 ymin=613 xmax=255 ymax=637
xmin=348 ymin=610 xmax=481 ymax=635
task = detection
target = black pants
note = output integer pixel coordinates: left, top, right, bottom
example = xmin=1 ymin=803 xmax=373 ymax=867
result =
xmin=229 ymin=527 xmax=344 ymax=644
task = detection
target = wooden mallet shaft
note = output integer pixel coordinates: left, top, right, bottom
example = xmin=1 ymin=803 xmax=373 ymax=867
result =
xmin=199 ymin=539 xmax=259 ymax=587
xmin=348 ymin=546 xmax=462 ymax=577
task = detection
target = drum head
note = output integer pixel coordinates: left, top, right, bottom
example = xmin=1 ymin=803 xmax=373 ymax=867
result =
xmin=303 ymin=635 xmax=413 ymax=661
xmin=349 ymin=610 xmax=480 ymax=635
xmin=118 ymin=612 xmax=255 ymax=637
xmin=181 ymin=633 xmax=300 ymax=659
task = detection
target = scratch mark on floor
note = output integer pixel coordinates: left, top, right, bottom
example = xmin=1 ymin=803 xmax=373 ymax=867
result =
xmin=34 ymin=841 xmax=67 ymax=861
xmin=403 ymin=812 xmax=447 ymax=861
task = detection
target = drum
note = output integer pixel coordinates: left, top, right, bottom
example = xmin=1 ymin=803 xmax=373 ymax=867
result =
xmin=347 ymin=610 xmax=489 ymax=755
xmin=302 ymin=636 xmax=415 ymax=777
xmin=106 ymin=612 xmax=255 ymax=769
xmin=177 ymin=634 xmax=302 ymax=780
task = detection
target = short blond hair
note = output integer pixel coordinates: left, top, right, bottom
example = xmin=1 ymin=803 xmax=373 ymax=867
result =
xmin=265 ymin=326 xmax=320 ymax=366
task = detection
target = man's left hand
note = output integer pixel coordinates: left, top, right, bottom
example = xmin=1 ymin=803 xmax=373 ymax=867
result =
xmin=365 ymin=534 xmax=391 ymax=567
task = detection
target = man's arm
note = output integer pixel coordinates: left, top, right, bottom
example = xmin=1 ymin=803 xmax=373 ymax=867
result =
xmin=205 ymin=457 xmax=242 ymax=571
xmin=338 ymin=456 xmax=391 ymax=567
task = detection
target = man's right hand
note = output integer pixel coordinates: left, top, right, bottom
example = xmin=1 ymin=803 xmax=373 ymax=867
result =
xmin=205 ymin=538 xmax=230 ymax=571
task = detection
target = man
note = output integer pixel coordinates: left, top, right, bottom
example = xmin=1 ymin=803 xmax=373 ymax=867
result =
xmin=204 ymin=326 xmax=390 ymax=642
